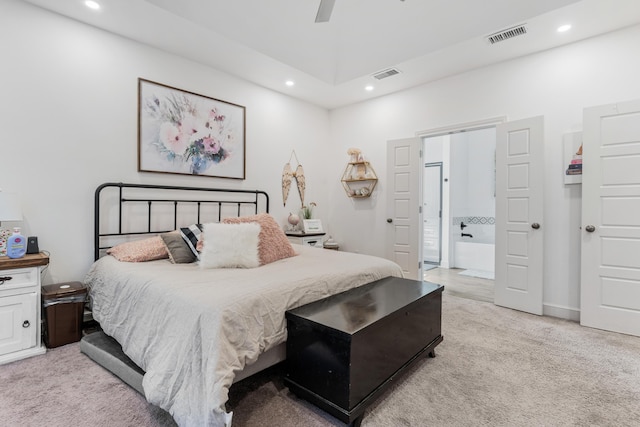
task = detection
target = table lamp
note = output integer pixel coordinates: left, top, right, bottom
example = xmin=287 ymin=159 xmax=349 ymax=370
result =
xmin=0 ymin=191 xmax=23 ymax=257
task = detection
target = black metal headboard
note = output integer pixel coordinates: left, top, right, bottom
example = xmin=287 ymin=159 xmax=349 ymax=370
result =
xmin=94 ymin=182 xmax=269 ymax=260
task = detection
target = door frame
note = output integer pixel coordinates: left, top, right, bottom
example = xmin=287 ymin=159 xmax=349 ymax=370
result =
xmin=417 ymin=116 xmax=506 ymax=274
xmin=416 ymin=117 xmax=507 ymax=137
xmin=423 ymin=162 xmax=443 ymax=266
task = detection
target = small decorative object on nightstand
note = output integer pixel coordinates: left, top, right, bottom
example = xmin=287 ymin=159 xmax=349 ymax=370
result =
xmin=323 ymin=236 xmax=339 ymax=251
xmin=0 ymin=252 xmax=49 ymax=365
xmin=286 ymin=213 xmax=301 ymax=232
xmin=285 ymin=231 xmax=326 ymax=248
xmin=302 ymin=219 xmax=323 ymax=234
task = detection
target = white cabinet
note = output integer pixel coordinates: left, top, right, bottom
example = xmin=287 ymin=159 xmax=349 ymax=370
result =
xmin=0 ymin=292 xmax=37 ymax=355
xmin=0 ymin=254 xmax=49 ymax=365
xmin=286 ymin=232 xmax=326 ymax=248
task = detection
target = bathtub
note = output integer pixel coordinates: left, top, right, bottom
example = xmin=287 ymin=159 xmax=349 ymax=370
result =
xmin=454 ymin=241 xmax=495 ymax=273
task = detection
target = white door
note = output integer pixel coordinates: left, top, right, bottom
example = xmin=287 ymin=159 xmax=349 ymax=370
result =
xmin=494 ymin=116 xmax=544 ymax=315
xmin=386 ymin=138 xmax=422 ymax=279
xmin=581 ymin=99 xmax=640 ymax=337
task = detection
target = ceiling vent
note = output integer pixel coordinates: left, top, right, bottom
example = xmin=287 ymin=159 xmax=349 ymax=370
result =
xmin=372 ymin=68 xmax=401 ymax=80
xmin=486 ymin=24 xmax=527 ymax=45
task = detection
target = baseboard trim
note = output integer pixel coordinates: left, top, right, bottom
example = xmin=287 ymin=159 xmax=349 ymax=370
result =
xmin=0 ymin=344 xmax=46 ymax=366
xmin=543 ymin=303 xmax=580 ymax=322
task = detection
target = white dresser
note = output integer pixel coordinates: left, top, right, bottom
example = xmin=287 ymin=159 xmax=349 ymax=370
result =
xmin=0 ymin=253 xmax=49 ymax=364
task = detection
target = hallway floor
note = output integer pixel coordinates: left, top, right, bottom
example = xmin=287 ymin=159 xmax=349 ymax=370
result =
xmin=424 ymin=267 xmax=494 ymax=303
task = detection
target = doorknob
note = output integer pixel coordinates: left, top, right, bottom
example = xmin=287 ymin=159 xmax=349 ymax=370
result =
xmin=585 ymin=225 xmax=596 ymax=232
xmin=386 ymin=218 xmax=393 ymax=223
xmin=531 ymin=223 xmax=540 ymax=229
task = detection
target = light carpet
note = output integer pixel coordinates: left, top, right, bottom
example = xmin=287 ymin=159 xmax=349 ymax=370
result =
xmin=458 ymin=269 xmax=495 ymax=280
xmin=2 ymin=294 xmax=639 ymax=426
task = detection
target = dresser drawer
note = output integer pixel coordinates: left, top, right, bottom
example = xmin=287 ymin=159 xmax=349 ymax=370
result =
xmin=300 ymin=236 xmax=322 ymax=247
xmin=0 ymin=267 xmax=39 ymax=295
xmin=286 ymin=233 xmax=325 ymax=248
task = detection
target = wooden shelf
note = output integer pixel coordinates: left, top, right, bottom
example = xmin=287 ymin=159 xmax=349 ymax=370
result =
xmin=342 ymin=178 xmax=377 ymax=183
xmin=0 ymin=253 xmax=49 ymax=270
xmin=341 ymin=161 xmax=378 ymax=198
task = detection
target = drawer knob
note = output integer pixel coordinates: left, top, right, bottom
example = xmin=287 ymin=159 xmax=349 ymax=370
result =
xmin=23 ymin=320 xmax=30 ymax=328
xmin=0 ymin=276 xmax=13 ymax=285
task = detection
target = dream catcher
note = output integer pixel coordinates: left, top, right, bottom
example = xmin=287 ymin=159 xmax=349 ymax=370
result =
xmin=282 ymin=150 xmax=305 ymax=207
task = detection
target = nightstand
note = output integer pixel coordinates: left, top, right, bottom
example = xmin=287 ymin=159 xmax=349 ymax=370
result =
xmin=285 ymin=231 xmax=326 ymax=248
xmin=0 ymin=253 xmax=49 ymax=364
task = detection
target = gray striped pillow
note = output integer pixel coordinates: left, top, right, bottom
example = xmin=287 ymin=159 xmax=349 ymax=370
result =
xmin=179 ymin=224 xmax=203 ymax=259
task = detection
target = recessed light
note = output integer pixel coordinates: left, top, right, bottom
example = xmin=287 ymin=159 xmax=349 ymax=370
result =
xmin=365 ymin=85 xmax=374 ymax=91
xmin=557 ymin=24 xmax=571 ymax=33
xmin=85 ymin=1 xmax=101 ymax=10
xmin=285 ymin=80 xmax=295 ymax=87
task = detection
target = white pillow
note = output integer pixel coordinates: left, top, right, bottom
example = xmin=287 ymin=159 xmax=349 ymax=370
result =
xmin=199 ymin=222 xmax=260 ymax=269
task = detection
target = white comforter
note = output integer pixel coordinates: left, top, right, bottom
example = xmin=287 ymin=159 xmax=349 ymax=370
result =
xmin=84 ymin=245 xmax=402 ymax=427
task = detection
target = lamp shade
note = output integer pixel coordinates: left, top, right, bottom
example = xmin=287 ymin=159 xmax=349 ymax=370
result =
xmin=0 ymin=192 xmax=23 ymax=221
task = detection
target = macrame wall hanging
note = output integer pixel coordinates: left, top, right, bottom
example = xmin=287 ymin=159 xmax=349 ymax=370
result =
xmin=282 ymin=150 xmax=305 ymax=207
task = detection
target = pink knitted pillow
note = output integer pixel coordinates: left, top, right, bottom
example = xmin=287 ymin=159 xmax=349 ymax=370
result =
xmin=222 ymin=213 xmax=296 ymax=265
xmin=107 ymin=236 xmax=169 ymax=262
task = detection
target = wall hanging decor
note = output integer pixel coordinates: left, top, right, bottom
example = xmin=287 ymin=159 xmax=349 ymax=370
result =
xmin=282 ymin=150 xmax=305 ymax=206
xmin=138 ymin=78 xmax=246 ymax=179
xmin=341 ymin=148 xmax=378 ymax=198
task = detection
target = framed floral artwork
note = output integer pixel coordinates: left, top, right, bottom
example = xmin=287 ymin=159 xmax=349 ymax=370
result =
xmin=138 ymin=79 xmax=246 ymax=179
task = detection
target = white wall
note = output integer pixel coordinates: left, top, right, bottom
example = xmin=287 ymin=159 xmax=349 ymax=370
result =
xmin=453 ymin=129 xmax=495 ymax=220
xmin=450 ymin=129 xmax=496 ymax=245
xmin=1 ymin=1 xmax=330 ymax=283
xmin=328 ymin=24 xmax=640 ymax=318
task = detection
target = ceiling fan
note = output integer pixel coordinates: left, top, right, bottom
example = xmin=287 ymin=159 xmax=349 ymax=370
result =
xmin=315 ymin=0 xmax=335 ymax=23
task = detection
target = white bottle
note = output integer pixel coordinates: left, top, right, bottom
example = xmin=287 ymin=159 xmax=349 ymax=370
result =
xmin=7 ymin=227 xmax=26 ymax=259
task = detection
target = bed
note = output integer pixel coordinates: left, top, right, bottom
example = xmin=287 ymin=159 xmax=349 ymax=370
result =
xmin=82 ymin=182 xmax=403 ymax=427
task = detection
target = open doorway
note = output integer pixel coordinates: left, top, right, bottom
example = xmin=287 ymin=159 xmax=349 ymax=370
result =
xmin=422 ymin=127 xmax=496 ymax=302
